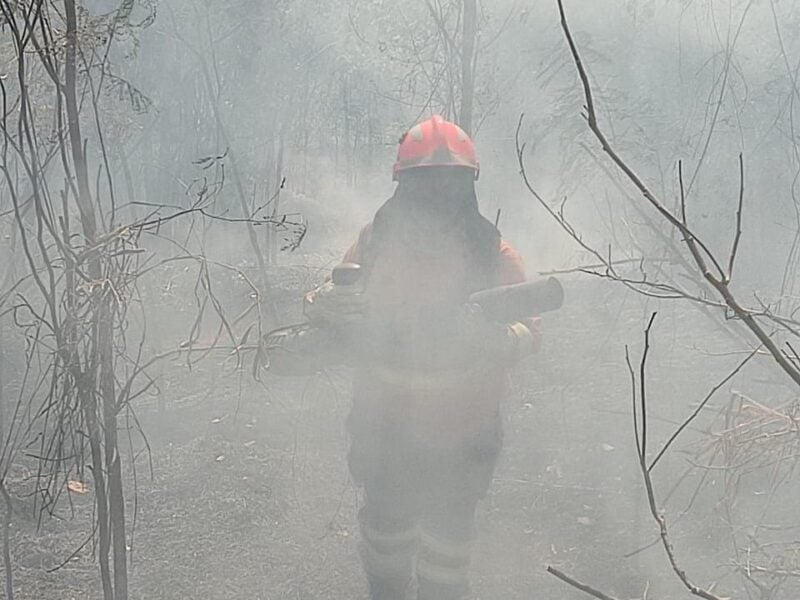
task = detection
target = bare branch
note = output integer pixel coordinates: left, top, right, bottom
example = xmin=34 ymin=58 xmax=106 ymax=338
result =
xmin=629 ymin=317 xmax=731 ymax=600
xmin=649 ymin=346 xmax=760 ymax=472
xmin=555 ymin=0 xmax=800 ymax=388
xmin=546 ymin=565 xmax=622 ymax=600
xmin=727 ymin=154 xmax=745 ymax=281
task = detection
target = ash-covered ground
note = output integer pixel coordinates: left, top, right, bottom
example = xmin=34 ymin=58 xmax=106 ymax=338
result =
xmin=3 ymin=262 xmax=786 ymax=600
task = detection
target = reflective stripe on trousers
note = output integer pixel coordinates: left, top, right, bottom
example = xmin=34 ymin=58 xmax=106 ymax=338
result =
xmin=358 ymin=518 xmax=473 ymax=600
xmin=358 ymin=507 xmax=418 ymax=583
xmin=416 ymin=527 xmax=472 ymax=599
xmin=350 ymin=417 xmax=502 ymax=599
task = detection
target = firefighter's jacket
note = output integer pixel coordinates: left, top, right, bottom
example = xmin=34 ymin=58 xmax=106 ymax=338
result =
xmin=342 ymin=220 xmax=540 ymax=452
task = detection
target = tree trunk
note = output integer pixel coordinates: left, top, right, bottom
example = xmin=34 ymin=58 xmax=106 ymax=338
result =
xmin=119 ymin=151 xmax=138 ymax=222
xmin=0 ymin=308 xmax=10 ymax=600
xmin=0 ymin=482 xmax=13 ymax=600
xmin=82 ymin=381 xmax=114 ymax=600
xmin=269 ymin=129 xmax=285 ymax=265
xmin=342 ymin=74 xmax=353 ymax=185
xmin=459 ymin=0 xmax=477 ymax=135
xmin=65 ymin=2 xmax=126 ymax=597
xmin=101 ymin=304 xmax=127 ymax=600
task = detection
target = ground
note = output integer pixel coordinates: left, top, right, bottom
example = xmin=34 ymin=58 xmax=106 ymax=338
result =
xmin=1 ymin=268 xmax=789 ymax=600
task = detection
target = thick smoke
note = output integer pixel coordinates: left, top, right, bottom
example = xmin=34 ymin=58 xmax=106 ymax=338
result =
xmin=0 ymin=1 xmax=798 ymax=599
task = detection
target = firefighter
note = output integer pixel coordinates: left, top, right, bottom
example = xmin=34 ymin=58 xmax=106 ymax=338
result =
xmin=317 ymin=115 xmax=540 ymax=600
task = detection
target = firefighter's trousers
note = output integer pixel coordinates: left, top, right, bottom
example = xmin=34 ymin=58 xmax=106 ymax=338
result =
xmin=348 ymin=414 xmax=501 ymax=600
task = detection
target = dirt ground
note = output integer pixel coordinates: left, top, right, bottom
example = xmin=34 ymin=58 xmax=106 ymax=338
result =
xmin=1 ymin=267 xmax=788 ymax=599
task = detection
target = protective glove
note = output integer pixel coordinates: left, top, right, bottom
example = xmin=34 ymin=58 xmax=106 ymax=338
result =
xmin=454 ymin=304 xmax=541 ymax=367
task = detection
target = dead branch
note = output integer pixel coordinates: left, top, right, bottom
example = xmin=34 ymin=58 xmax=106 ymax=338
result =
xmin=0 ymin=482 xmax=12 ymax=600
xmin=0 ymin=4 xmax=302 ymax=599
xmin=516 ymin=119 xmax=733 ymax=308
xmin=546 ymin=565 xmax=622 ymax=600
xmin=554 ymin=0 xmax=800 ymax=389
xmin=631 ymin=314 xmax=730 ymax=600
xmin=649 ymin=346 xmax=760 ymax=472
xmin=537 ymin=258 xmax=669 ymax=276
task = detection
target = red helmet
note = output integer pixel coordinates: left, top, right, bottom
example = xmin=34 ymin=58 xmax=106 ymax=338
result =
xmin=392 ymin=115 xmax=479 ymax=181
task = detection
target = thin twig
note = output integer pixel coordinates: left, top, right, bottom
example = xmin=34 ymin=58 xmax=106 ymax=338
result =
xmin=649 ymin=346 xmax=760 ymax=472
xmin=727 ymin=154 xmax=745 ymax=281
xmin=628 ymin=311 xmax=729 ymax=600
xmin=546 ymin=565 xmax=622 ymax=600
xmin=640 ymin=313 xmax=657 ymax=459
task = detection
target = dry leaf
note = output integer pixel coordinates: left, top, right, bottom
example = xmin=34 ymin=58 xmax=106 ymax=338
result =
xmin=68 ymin=480 xmax=88 ymax=494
